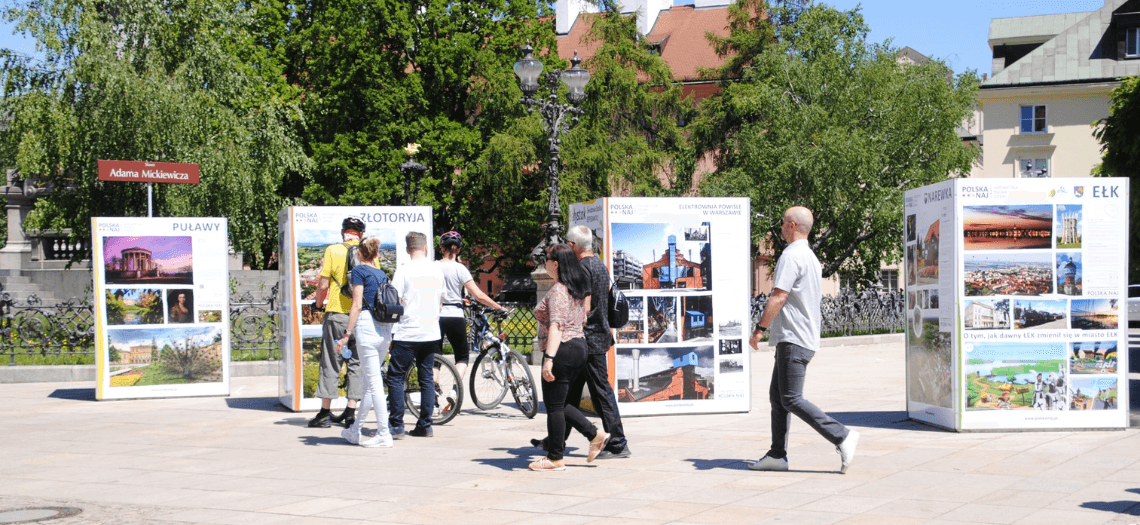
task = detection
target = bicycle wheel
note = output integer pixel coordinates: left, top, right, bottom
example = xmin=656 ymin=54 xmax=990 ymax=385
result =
xmin=469 ymin=348 xmax=509 ymax=410
xmin=405 ymin=357 xmax=464 ymax=425
xmin=504 ymin=350 xmax=539 ymax=418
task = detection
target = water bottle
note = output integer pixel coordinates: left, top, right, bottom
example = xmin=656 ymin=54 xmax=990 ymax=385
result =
xmin=341 ymin=346 xmax=352 ymax=359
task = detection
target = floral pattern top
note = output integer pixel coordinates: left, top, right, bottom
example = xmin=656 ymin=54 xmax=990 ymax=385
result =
xmin=535 ymin=282 xmax=587 ymax=347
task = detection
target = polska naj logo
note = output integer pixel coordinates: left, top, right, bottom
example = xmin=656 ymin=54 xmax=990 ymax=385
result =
xmin=1074 ymin=186 xmax=1084 ymax=197
xmin=1048 ymin=186 xmax=1068 ymax=198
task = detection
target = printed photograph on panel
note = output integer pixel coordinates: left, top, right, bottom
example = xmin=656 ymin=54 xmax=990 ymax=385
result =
xmin=1056 ymin=252 xmax=1082 ymax=296
xmin=1070 ymin=341 xmax=1118 ymax=374
xmin=1055 ymin=204 xmax=1082 ymax=249
xmin=1071 ymin=299 xmax=1118 ymax=330
xmin=104 ymin=288 xmax=163 ymax=325
xmin=166 ymin=289 xmax=195 ymax=324
xmin=103 ymin=236 xmax=194 ymax=285
xmin=929 ymin=289 xmax=940 ymax=309
xmin=719 ymin=357 xmax=744 ymax=374
xmin=964 ymin=342 xmax=1067 ymax=410
xmin=198 ymin=310 xmax=222 ymax=323
xmin=616 ymin=296 xmax=645 ymax=344
xmin=907 ymin=312 xmax=951 ymax=408
xmin=680 ymin=295 xmax=713 ymax=342
xmin=965 ymin=252 xmax=1053 ymax=296
xmin=301 ymin=334 xmax=324 ymax=398
xmin=1012 ymin=299 xmax=1067 ymax=330
xmin=107 ymin=326 xmax=223 ymax=387
xmin=718 ymin=319 xmax=743 ymax=337
xmin=611 ymin=222 xmax=711 ymax=291
xmin=908 ymin=291 xmax=916 ymax=309
xmin=906 ymin=245 xmax=916 ymax=286
xmin=906 ymin=214 xmax=916 ymax=243
xmin=1070 ymin=376 xmax=1118 ymax=410
xmin=295 ymin=227 xmax=399 ymax=326
xmin=647 ymin=296 xmax=678 ymax=343
xmin=615 ymin=345 xmax=714 ymax=402
xmin=916 ymin=219 xmax=939 ymax=285
xmin=963 ymin=205 xmax=1053 ymax=250
xmin=719 ymin=339 xmax=742 ymax=355
xmin=963 ymin=299 xmax=1010 ymax=330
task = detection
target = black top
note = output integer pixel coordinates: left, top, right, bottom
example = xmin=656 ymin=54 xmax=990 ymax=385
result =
xmin=580 ymin=255 xmax=614 ymax=353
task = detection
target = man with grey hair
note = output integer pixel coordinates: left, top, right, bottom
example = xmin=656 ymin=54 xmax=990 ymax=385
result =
xmin=748 ymin=206 xmax=859 ymax=473
xmin=533 ymin=225 xmax=631 ymax=459
xmin=386 ymin=231 xmax=444 ymax=438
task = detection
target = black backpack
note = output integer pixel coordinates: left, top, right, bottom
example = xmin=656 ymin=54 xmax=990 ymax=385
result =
xmin=608 ymin=281 xmax=629 ymax=329
xmin=371 ymin=281 xmax=403 ymax=323
xmin=331 ymin=243 xmax=359 ymax=298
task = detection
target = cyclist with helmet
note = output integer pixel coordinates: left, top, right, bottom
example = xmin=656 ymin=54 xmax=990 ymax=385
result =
xmin=308 ymin=216 xmax=366 ymax=429
xmin=437 ymin=230 xmax=508 ymax=403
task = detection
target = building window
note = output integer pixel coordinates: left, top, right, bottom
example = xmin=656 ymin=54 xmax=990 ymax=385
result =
xmin=879 ymin=269 xmax=899 ymax=291
xmin=1128 ymin=27 xmax=1140 ymax=57
xmin=1019 ymin=158 xmax=1050 ymax=178
xmin=1020 ymin=105 xmax=1047 ymax=133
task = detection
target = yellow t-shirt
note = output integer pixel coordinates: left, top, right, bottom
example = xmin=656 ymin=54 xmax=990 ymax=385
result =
xmin=319 ymin=240 xmax=359 ymax=314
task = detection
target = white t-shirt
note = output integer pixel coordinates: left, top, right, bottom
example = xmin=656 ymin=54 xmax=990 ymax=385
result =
xmin=769 ymin=239 xmax=822 ymax=351
xmin=392 ymin=257 xmax=444 ymax=342
xmin=438 ymin=260 xmax=473 ymax=319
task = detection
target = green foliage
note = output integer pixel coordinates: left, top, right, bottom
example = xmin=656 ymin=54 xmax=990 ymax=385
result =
xmin=1093 ymin=75 xmax=1140 ymax=284
xmin=0 ymin=0 xmax=311 ymax=268
xmin=694 ymin=3 xmax=979 ymax=282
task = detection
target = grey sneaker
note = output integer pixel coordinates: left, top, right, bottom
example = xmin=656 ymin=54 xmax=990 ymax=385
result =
xmin=340 ymin=427 xmax=360 ymax=445
xmin=749 ymin=454 xmax=789 ymax=471
xmin=838 ymin=429 xmax=860 ymax=474
xmin=594 ymin=445 xmax=632 ymax=460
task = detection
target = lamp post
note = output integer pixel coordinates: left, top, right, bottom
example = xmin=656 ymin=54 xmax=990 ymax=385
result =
xmin=399 ymin=142 xmax=427 ymax=206
xmin=513 ymin=43 xmax=590 ymax=264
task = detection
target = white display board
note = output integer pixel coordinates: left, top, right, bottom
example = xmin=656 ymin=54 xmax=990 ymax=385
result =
xmin=904 ymin=178 xmax=1130 ymax=430
xmin=92 ymin=217 xmax=230 ymax=400
xmin=277 ymin=206 xmax=432 ymax=411
xmin=570 ymin=197 xmax=752 ymax=416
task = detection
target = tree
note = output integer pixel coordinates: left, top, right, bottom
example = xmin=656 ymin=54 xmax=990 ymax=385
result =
xmin=0 ymin=0 xmax=311 ymax=267
xmin=284 ymin=0 xmax=557 ymax=273
xmin=694 ymin=3 xmax=979 ymax=284
xmin=1092 ymin=75 xmax=1140 ymax=284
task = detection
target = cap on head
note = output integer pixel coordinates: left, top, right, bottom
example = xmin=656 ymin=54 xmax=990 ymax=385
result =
xmin=342 ymin=217 xmax=366 ymax=233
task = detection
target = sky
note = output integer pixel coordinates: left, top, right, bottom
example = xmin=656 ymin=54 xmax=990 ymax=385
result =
xmin=0 ymin=1 xmax=1110 ymax=76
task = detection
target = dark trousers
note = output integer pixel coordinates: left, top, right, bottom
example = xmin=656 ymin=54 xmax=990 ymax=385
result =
xmin=387 ymin=339 xmax=439 ymax=432
xmin=541 ymin=338 xmax=598 ymax=461
xmin=768 ymin=342 xmax=849 ymax=459
xmin=565 ymin=351 xmax=628 ymax=451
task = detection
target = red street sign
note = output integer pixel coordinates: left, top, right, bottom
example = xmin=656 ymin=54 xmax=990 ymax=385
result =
xmin=97 ymin=160 xmax=200 ymax=184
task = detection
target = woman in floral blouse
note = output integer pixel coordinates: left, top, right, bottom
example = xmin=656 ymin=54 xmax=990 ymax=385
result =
xmin=530 ymin=243 xmax=609 ymax=471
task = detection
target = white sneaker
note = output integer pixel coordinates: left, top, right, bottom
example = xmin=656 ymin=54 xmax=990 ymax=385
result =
xmin=360 ymin=433 xmax=394 ymax=448
xmin=748 ymin=454 xmax=789 ymax=471
xmin=341 ymin=427 xmax=360 ymax=445
xmin=838 ymin=429 xmax=859 ymax=473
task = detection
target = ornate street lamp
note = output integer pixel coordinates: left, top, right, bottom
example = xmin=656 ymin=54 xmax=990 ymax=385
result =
xmin=399 ymin=142 xmax=427 ymax=206
xmin=514 ymin=43 xmax=590 ymax=264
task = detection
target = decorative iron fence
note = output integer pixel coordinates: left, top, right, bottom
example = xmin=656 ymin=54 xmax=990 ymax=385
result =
xmin=752 ymin=289 xmax=905 ymax=337
xmin=0 ymin=285 xmax=282 ymax=364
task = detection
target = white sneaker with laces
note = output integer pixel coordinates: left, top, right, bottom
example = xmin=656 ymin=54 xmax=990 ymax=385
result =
xmin=749 ymin=454 xmax=789 ymax=471
xmin=838 ymin=429 xmax=860 ymax=473
xmin=341 ymin=426 xmax=360 ymax=445
xmin=360 ymin=432 xmax=394 ymax=448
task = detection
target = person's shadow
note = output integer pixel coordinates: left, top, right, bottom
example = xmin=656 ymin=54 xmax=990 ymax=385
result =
xmin=1079 ymin=488 xmax=1140 ymax=514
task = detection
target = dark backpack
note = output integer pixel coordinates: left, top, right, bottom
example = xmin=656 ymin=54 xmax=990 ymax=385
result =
xmin=608 ymin=281 xmax=629 ymax=329
xmin=371 ymin=281 xmax=403 ymax=323
xmin=332 ymin=243 xmax=359 ymax=298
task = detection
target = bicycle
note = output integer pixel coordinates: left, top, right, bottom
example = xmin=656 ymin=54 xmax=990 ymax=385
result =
xmin=382 ymin=352 xmax=463 ymax=426
xmin=467 ymin=304 xmax=539 ymax=418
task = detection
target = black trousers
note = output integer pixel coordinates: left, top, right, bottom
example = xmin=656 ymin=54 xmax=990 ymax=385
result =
xmin=565 ymin=351 xmax=628 ymax=451
xmin=541 ymin=338 xmax=598 ymax=461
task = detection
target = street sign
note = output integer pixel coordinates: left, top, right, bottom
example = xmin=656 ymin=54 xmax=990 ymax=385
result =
xmin=97 ymin=160 xmax=200 ymax=185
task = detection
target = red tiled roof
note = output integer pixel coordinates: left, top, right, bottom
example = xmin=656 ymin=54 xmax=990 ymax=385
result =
xmin=556 ymin=5 xmax=733 ymax=83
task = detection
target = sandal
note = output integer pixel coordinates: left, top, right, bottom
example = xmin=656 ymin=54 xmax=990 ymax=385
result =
xmin=587 ymin=432 xmax=610 ymax=463
xmin=528 ymin=457 xmax=566 ymax=472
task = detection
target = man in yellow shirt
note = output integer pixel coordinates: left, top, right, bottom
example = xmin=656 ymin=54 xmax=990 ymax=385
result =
xmin=309 ymin=217 xmax=366 ymax=428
